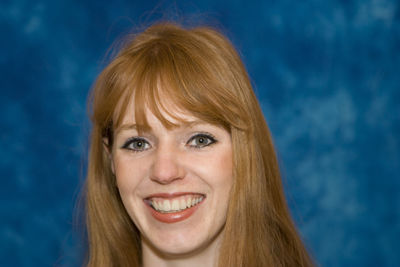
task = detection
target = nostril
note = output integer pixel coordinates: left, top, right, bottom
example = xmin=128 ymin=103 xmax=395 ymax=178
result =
xmin=150 ymin=156 xmax=184 ymax=184
xmin=150 ymin=172 xmax=184 ymax=184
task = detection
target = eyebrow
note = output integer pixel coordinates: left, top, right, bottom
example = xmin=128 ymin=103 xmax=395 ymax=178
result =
xmin=115 ymin=120 xmax=209 ymax=134
xmin=114 ymin=123 xmax=141 ymax=136
xmin=116 ymin=123 xmax=138 ymax=133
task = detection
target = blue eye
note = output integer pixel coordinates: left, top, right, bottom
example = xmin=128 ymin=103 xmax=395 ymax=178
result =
xmin=187 ymin=133 xmax=217 ymax=148
xmin=122 ymin=138 xmax=150 ymax=152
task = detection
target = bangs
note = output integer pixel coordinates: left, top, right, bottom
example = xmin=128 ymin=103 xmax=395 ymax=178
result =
xmin=112 ymin=35 xmax=247 ymax=134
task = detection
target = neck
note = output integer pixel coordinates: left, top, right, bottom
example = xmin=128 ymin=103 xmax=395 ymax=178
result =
xmin=141 ymin=234 xmax=222 ymax=267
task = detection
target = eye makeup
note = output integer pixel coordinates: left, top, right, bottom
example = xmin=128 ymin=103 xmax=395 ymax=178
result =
xmin=121 ymin=137 xmax=151 ymax=152
xmin=119 ymin=131 xmax=218 ymax=152
xmin=186 ymin=132 xmax=217 ymax=148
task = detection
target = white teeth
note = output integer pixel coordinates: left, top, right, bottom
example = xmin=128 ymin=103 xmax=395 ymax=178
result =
xmin=171 ymin=199 xmax=179 ymax=210
xmin=151 ymin=196 xmax=204 ymax=213
xmin=163 ymin=200 xmax=171 ymax=211
xmin=180 ymin=198 xmax=187 ymax=210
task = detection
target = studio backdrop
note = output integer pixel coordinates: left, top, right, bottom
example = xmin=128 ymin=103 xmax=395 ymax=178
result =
xmin=1 ymin=1 xmax=399 ymax=266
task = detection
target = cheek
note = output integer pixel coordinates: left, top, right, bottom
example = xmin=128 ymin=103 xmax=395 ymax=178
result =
xmin=113 ymin=156 xmax=147 ymax=193
xmin=215 ymin=145 xmax=233 ymax=177
xmin=196 ymin=147 xmax=233 ymax=190
xmin=113 ymin=156 xmax=150 ymax=228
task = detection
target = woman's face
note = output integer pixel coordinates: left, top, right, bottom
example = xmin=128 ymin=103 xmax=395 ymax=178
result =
xmin=111 ymin=102 xmax=233 ymax=257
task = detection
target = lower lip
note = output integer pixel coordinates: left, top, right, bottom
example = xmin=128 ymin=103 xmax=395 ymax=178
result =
xmin=146 ymin=200 xmax=204 ymax=224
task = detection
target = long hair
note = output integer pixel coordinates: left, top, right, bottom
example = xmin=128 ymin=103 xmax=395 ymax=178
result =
xmin=85 ymin=22 xmax=314 ymax=267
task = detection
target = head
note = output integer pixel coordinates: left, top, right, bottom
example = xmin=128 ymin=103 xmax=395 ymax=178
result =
xmin=86 ymin=22 xmax=313 ymax=267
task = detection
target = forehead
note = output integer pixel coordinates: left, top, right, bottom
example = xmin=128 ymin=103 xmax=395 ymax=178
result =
xmin=117 ymin=96 xmax=202 ymax=130
xmin=122 ymin=103 xmax=196 ymax=124
xmin=112 ymin=79 xmax=231 ymax=133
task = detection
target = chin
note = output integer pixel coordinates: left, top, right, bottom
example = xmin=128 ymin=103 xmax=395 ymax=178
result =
xmin=143 ymin=228 xmax=223 ymax=259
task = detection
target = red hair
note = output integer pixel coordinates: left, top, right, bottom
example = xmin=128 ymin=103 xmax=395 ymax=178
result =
xmin=85 ymin=22 xmax=314 ymax=267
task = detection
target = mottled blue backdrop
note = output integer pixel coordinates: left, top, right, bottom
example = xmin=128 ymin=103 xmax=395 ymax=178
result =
xmin=1 ymin=1 xmax=399 ymax=266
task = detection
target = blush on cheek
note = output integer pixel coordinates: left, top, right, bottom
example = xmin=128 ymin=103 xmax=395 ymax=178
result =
xmin=215 ymin=149 xmax=233 ymax=175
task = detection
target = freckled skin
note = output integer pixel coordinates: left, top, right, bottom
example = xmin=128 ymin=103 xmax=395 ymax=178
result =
xmin=111 ymin=105 xmax=233 ymax=266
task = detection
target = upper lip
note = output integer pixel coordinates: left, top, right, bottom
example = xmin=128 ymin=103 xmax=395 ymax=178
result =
xmin=144 ymin=192 xmax=205 ymax=200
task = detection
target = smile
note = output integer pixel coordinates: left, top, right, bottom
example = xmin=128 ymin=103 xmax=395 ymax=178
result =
xmin=144 ymin=193 xmax=205 ymax=223
xmin=150 ymin=195 xmax=204 ymax=213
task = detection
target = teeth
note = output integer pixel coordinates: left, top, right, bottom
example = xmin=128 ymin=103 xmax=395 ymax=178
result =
xmin=151 ymin=195 xmax=204 ymax=213
xmin=164 ymin=200 xmax=171 ymax=211
xmin=171 ymin=199 xmax=179 ymax=211
xmin=180 ymin=198 xmax=187 ymax=210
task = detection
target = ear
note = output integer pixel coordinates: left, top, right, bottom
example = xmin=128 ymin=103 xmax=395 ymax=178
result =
xmin=103 ymin=138 xmax=115 ymax=175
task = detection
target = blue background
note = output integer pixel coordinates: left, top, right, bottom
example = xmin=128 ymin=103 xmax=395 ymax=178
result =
xmin=1 ymin=1 xmax=399 ymax=266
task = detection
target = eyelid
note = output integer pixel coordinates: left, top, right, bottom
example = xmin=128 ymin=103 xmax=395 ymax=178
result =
xmin=121 ymin=136 xmax=151 ymax=151
xmin=186 ymin=132 xmax=217 ymax=148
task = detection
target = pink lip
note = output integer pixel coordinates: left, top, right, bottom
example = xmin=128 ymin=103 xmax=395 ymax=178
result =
xmin=144 ymin=192 xmax=205 ymax=224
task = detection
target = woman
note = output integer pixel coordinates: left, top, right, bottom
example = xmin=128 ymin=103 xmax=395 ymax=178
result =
xmin=85 ymin=22 xmax=314 ymax=267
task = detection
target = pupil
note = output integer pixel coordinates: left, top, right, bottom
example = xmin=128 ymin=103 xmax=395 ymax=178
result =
xmin=136 ymin=141 xmax=142 ymax=147
xmin=198 ymin=137 xmax=204 ymax=143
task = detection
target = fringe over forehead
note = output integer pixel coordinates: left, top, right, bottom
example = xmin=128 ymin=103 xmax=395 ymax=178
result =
xmin=91 ymin=23 xmax=252 ymax=141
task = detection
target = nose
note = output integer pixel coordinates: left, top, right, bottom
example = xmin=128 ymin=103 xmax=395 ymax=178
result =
xmin=150 ymin=143 xmax=185 ymax=184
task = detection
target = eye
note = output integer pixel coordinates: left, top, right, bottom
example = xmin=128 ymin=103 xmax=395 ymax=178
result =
xmin=122 ymin=137 xmax=151 ymax=152
xmin=187 ymin=133 xmax=217 ymax=148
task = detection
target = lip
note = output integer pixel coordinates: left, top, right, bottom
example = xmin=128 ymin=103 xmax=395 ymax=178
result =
xmin=144 ymin=192 xmax=205 ymax=224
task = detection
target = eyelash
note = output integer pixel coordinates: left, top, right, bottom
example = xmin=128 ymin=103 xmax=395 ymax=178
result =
xmin=121 ymin=137 xmax=150 ymax=152
xmin=121 ymin=133 xmax=217 ymax=152
xmin=187 ymin=133 xmax=217 ymax=149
